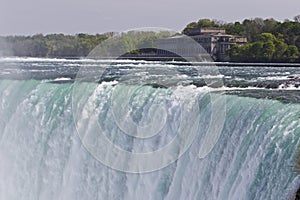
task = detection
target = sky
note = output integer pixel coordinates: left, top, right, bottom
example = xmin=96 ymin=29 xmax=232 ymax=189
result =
xmin=0 ymin=0 xmax=299 ymax=35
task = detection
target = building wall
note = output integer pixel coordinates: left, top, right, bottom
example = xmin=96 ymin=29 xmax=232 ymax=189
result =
xmin=156 ymin=28 xmax=247 ymax=61
xmin=188 ymin=27 xmax=226 ymax=36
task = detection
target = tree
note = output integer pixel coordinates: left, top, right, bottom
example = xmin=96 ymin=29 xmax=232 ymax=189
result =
xmin=182 ymin=19 xmax=221 ymax=35
xmin=262 ymin=18 xmax=278 ymax=33
xmin=242 ymin=18 xmax=265 ymax=42
xmin=274 ymin=21 xmax=300 ymax=47
xmin=228 ymin=33 xmax=299 ymax=62
xmin=262 ymin=41 xmax=275 ymax=61
xmin=197 ymin=19 xmax=219 ymax=28
xmin=182 ymin=22 xmax=198 ymax=35
xmin=285 ymin=45 xmax=299 ymax=62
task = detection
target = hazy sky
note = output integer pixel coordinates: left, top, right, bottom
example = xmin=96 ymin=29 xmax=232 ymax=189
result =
xmin=0 ymin=0 xmax=299 ymax=35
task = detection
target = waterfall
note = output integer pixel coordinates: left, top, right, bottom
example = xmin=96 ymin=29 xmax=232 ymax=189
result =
xmin=0 ymin=79 xmax=299 ymax=200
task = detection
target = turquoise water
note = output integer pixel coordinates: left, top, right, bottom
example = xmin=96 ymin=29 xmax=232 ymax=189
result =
xmin=0 ymin=59 xmax=299 ymax=199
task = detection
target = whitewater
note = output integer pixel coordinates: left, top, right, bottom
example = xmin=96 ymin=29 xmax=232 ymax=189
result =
xmin=0 ymin=58 xmax=299 ymax=200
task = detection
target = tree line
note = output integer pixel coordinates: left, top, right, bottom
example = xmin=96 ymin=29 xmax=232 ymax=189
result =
xmin=0 ymin=31 xmax=173 ymax=58
xmin=1 ymin=16 xmax=300 ymax=62
xmin=183 ymin=16 xmax=300 ymax=62
xmin=0 ymin=33 xmax=113 ymax=58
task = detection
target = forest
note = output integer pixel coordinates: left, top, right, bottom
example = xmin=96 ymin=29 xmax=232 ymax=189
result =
xmin=0 ymin=31 xmax=173 ymax=58
xmin=0 ymin=33 xmax=112 ymax=58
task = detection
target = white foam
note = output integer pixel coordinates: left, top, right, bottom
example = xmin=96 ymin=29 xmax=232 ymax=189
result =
xmin=53 ymin=77 xmax=72 ymax=81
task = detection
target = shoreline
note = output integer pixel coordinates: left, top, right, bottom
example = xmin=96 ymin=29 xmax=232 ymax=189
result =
xmin=1 ymin=56 xmax=300 ymax=67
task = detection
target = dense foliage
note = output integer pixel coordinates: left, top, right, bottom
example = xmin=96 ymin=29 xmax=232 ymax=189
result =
xmin=88 ymin=31 xmax=173 ymax=58
xmin=0 ymin=33 xmax=113 ymax=58
xmin=0 ymin=31 xmax=172 ymax=58
xmin=228 ymin=33 xmax=299 ymax=62
xmin=183 ymin=17 xmax=300 ymax=62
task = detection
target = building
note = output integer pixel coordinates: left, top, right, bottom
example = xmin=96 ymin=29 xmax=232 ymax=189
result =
xmin=156 ymin=28 xmax=247 ymax=61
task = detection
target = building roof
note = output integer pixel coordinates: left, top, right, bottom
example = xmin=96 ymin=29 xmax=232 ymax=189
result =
xmin=188 ymin=27 xmax=226 ymax=36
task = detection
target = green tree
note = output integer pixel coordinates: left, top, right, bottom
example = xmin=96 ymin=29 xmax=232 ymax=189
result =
xmin=228 ymin=33 xmax=299 ymax=62
xmin=285 ymin=45 xmax=299 ymax=62
xmin=182 ymin=19 xmax=221 ymax=35
xmin=182 ymin=22 xmax=198 ymax=35
xmin=197 ymin=19 xmax=219 ymax=28
xmin=223 ymin=22 xmax=244 ymax=35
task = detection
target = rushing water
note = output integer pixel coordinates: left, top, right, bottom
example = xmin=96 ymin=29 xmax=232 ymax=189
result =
xmin=0 ymin=58 xmax=299 ymax=200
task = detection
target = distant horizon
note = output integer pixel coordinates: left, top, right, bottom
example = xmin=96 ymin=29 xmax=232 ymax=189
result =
xmin=0 ymin=15 xmax=299 ymax=37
